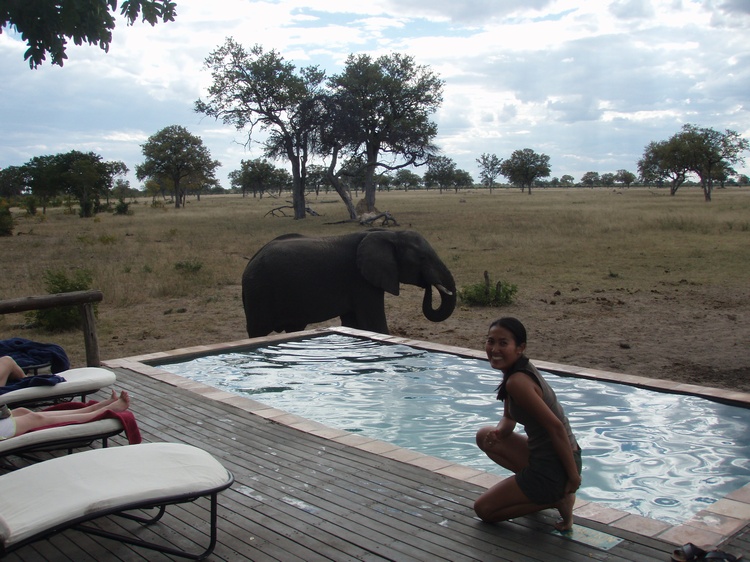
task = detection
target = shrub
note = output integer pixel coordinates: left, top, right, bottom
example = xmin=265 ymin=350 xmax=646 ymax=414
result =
xmin=459 ymin=272 xmax=518 ymax=307
xmin=22 ymin=196 xmax=38 ymax=216
xmin=0 ymin=200 xmax=12 ymax=236
xmin=26 ymin=268 xmax=96 ymax=332
xmin=175 ymin=259 xmax=203 ymax=274
xmin=114 ymin=199 xmax=130 ymax=215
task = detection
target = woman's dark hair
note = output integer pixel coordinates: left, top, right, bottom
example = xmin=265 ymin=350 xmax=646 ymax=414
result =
xmin=488 ymin=317 xmax=527 ymax=346
xmin=490 ymin=317 xmax=529 ymax=401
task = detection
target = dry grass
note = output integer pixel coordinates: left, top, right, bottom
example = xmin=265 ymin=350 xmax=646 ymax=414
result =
xmin=2 ymin=186 xmax=749 ymax=390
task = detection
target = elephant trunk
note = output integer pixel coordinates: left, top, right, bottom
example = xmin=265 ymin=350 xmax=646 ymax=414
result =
xmin=422 ymin=282 xmax=457 ymax=323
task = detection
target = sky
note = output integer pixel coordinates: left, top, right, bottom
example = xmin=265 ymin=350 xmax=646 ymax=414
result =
xmin=1 ymin=0 xmax=749 ymax=189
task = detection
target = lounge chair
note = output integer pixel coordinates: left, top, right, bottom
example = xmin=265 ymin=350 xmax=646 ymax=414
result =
xmin=0 ymin=417 xmax=124 ymax=468
xmin=0 ymin=442 xmax=234 ymax=560
xmin=0 ymin=367 xmax=116 ymax=408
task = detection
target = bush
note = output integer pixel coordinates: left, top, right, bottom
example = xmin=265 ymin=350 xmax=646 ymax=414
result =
xmin=114 ymin=199 xmax=130 ymax=215
xmin=174 ymin=259 xmax=203 ymax=274
xmin=22 ymin=196 xmax=38 ymax=216
xmin=459 ymin=272 xmax=518 ymax=307
xmin=0 ymin=200 xmax=12 ymax=236
xmin=26 ymin=268 xmax=96 ymax=332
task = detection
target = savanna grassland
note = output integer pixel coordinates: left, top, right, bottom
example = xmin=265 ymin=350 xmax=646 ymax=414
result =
xmin=1 ymin=186 xmax=748 ymax=391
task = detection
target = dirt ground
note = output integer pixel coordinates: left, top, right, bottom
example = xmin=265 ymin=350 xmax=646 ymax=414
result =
xmin=384 ymin=284 xmax=750 ymax=393
xmin=64 ymin=280 xmax=749 ymax=395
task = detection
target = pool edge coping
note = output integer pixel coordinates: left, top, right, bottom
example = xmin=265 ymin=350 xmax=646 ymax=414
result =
xmin=103 ymin=326 xmax=750 ymax=549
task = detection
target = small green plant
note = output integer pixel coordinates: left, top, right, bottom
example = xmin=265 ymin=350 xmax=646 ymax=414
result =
xmin=175 ymin=259 xmax=203 ymax=274
xmin=76 ymin=233 xmax=96 ymax=245
xmin=26 ymin=268 xmax=96 ymax=332
xmin=459 ymin=271 xmax=518 ymax=307
xmin=98 ymin=233 xmax=118 ymax=245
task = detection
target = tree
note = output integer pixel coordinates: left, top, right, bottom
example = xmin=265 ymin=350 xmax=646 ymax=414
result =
xmin=601 ymin=173 xmax=616 ymax=187
xmin=59 ymin=151 xmax=107 ymax=217
xmin=452 ymin=169 xmax=474 ymax=192
xmin=638 ymin=139 xmax=690 ymax=194
xmin=476 ymin=153 xmax=502 ymax=191
xmin=423 ymin=156 xmax=456 ymax=193
xmin=615 ymin=169 xmax=636 ymax=187
xmin=393 ymin=169 xmax=422 ymax=191
xmin=499 ymin=148 xmax=551 ymax=194
xmin=326 ymin=53 xmax=443 ymax=212
xmin=678 ymin=124 xmax=749 ymax=202
xmin=136 ymin=125 xmax=220 ymax=208
xmin=580 ymin=172 xmax=600 ymax=187
xmin=196 ymin=39 xmax=324 ymax=219
xmin=1 ymin=0 xmax=176 ymax=68
xmin=229 ymin=158 xmax=278 ymax=198
xmin=0 ymin=165 xmax=27 ymax=198
xmin=560 ymin=174 xmax=575 ymax=187
xmin=25 ymin=155 xmax=60 ymax=213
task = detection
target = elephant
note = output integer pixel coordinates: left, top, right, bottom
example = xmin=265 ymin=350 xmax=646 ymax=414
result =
xmin=241 ymin=229 xmax=457 ymax=337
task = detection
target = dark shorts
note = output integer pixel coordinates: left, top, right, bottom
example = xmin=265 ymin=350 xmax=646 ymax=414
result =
xmin=516 ymin=447 xmax=583 ymax=505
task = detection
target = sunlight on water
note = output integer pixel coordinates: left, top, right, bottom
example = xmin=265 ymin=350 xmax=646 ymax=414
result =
xmin=158 ymin=334 xmax=750 ymax=525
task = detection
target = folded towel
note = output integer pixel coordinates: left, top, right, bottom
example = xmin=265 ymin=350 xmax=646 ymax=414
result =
xmin=30 ymin=401 xmax=142 ymax=444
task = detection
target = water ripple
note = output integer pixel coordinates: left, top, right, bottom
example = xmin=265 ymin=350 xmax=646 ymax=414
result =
xmin=159 ymin=334 xmax=750 ymax=525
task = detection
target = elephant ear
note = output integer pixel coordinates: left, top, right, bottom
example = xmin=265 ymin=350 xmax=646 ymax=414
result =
xmin=357 ymin=231 xmax=400 ymax=295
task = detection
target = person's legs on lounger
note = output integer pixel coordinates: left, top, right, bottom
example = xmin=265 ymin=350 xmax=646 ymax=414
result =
xmin=1 ymin=391 xmax=130 ymax=440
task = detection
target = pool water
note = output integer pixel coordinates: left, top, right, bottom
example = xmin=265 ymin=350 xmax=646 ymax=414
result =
xmin=158 ymin=334 xmax=750 ymax=525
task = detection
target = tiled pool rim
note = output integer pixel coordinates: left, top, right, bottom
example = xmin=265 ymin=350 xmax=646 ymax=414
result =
xmin=104 ymin=326 xmax=750 ymax=549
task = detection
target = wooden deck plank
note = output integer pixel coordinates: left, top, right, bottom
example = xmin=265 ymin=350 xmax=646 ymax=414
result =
xmin=1 ymin=366 xmax=683 ymax=561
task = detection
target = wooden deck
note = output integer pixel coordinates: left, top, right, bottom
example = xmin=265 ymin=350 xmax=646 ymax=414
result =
xmin=3 ymin=365 xmax=747 ymax=562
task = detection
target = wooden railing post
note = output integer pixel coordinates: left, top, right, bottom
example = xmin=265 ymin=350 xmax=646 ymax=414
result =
xmin=0 ymin=290 xmax=104 ymax=367
xmin=79 ymin=302 xmax=101 ymax=367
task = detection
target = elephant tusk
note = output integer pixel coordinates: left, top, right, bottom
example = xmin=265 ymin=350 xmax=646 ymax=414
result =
xmin=435 ymin=284 xmax=453 ymax=296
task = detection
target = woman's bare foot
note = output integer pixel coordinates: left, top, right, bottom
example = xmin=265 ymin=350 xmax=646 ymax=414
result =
xmin=87 ymin=390 xmax=119 ymax=412
xmin=554 ymin=493 xmax=576 ymax=532
xmin=108 ymin=391 xmax=130 ymax=413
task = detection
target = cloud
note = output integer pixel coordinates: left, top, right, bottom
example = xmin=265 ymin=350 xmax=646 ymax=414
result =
xmin=1 ymin=0 xmax=748 ymax=187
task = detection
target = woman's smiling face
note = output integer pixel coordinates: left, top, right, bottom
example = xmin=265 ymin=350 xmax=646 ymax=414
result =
xmin=485 ymin=324 xmax=526 ymax=372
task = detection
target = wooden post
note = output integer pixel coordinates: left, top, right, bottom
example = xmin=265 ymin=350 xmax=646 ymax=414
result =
xmin=0 ymin=290 xmax=103 ymax=367
xmin=79 ymin=302 xmax=101 ymax=367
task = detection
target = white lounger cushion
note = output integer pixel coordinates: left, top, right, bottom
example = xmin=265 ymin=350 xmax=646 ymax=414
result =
xmin=0 ymin=418 xmax=123 ymax=456
xmin=0 ymin=367 xmax=116 ymax=406
xmin=0 ymin=442 xmax=233 ymax=547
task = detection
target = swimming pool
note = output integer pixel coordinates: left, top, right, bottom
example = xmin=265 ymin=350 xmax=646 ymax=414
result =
xmin=156 ymin=334 xmax=750 ymax=525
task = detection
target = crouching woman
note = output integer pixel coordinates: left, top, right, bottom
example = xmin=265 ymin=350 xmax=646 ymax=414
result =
xmin=474 ymin=317 xmax=582 ymax=532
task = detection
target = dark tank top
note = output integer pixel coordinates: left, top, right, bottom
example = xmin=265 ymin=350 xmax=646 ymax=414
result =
xmin=498 ymin=356 xmax=578 ymax=454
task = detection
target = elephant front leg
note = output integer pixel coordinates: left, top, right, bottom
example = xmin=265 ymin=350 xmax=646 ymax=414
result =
xmin=340 ymin=311 xmax=358 ymax=329
xmin=350 ymin=298 xmax=389 ymax=334
xmin=342 ymin=314 xmax=389 ymax=334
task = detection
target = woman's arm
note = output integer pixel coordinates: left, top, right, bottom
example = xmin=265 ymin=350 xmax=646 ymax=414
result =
xmin=505 ymin=373 xmax=581 ymax=492
xmin=494 ymin=399 xmax=517 ymax=435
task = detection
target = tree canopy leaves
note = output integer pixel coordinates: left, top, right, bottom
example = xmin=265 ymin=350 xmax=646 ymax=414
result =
xmin=638 ymin=124 xmax=748 ymax=200
xmin=197 ymin=40 xmax=443 ymax=218
xmin=136 ymin=125 xmax=220 ymax=208
xmin=499 ymin=149 xmax=551 ymax=193
xmin=196 ymin=39 xmax=325 ymax=219
xmin=476 ymin=153 xmax=502 ymax=190
xmin=1 ymin=0 xmax=177 ymax=68
xmin=326 ymin=53 xmax=443 ymax=212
